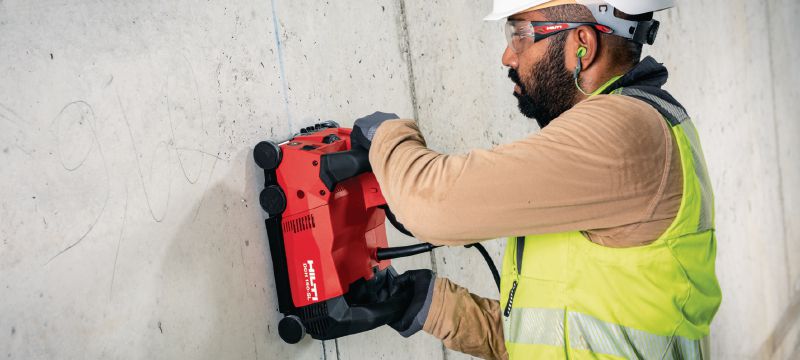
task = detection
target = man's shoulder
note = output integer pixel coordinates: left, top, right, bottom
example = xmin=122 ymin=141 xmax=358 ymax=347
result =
xmin=572 ymin=94 xmax=664 ymax=123
xmin=545 ymin=94 xmax=670 ymax=156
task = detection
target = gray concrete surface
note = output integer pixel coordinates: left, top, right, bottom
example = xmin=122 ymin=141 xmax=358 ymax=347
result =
xmin=1 ymin=0 xmax=798 ymax=359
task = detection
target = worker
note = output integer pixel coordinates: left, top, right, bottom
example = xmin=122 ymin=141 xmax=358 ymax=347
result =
xmin=351 ymin=0 xmax=722 ymax=359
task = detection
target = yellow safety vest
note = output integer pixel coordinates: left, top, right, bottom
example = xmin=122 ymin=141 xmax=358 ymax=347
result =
xmin=500 ymin=85 xmax=722 ymax=359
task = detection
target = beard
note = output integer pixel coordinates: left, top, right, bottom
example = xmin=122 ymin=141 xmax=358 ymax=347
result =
xmin=508 ymin=34 xmax=577 ymax=128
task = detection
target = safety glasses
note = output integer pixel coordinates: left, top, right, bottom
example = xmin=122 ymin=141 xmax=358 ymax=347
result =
xmin=505 ymin=21 xmax=614 ymax=53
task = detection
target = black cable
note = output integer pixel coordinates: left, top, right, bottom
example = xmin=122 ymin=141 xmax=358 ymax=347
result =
xmin=378 ymin=205 xmax=413 ymax=237
xmin=376 ymin=243 xmax=440 ymax=261
xmin=465 ymin=243 xmax=501 ymax=292
xmin=377 ymin=204 xmax=501 ymax=292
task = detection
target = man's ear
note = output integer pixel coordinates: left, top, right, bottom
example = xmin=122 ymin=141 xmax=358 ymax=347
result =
xmin=566 ymin=26 xmax=600 ymax=71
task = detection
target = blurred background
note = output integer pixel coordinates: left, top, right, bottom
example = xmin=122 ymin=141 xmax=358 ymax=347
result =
xmin=1 ymin=0 xmax=797 ymax=359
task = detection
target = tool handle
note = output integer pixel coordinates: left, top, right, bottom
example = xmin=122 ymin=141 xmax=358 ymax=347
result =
xmin=319 ymin=148 xmax=371 ymax=191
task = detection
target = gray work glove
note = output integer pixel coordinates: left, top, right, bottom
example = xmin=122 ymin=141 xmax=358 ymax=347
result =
xmin=351 ymin=111 xmax=399 ymax=151
xmin=388 ymin=269 xmax=435 ymax=337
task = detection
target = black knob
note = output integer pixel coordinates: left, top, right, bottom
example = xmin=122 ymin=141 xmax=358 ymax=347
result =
xmin=322 ymin=134 xmax=341 ymax=144
xmin=253 ymin=141 xmax=282 ymax=170
xmin=259 ymin=185 xmax=286 ymax=216
xmin=278 ymin=315 xmax=305 ymax=344
xmin=320 ymin=120 xmax=339 ymax=128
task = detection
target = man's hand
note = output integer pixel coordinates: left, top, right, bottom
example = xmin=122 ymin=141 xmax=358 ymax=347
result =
xmin=388 ymin=269 xmax=435 ymax=337
xmin=351 ymin=111 xmax=399 ymax=151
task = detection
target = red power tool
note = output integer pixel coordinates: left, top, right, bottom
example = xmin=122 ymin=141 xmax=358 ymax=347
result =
xmin=254 ymin=121 xmax=499 ymax=344
xmin=254 ymin=121 xmax=438 ymax=343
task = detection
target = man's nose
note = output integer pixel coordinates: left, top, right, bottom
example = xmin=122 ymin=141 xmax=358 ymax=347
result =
xmin=502 ymin=46 xmax=518 ymax=68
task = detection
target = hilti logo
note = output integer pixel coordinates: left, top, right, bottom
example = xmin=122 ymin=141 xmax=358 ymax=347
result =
xmin=303 ymin=260 xmax=319 ymax=301
xmin=534 ymin=23 xmax=568 ymax=34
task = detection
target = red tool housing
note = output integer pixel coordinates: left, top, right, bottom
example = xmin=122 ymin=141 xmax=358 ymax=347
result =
xmin=254 ymin=122 xmax=410 ymax=344
xmin=274 ymin=127 xmax=391 ymax=307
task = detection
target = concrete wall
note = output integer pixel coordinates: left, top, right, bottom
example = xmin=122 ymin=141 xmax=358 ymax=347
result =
xmin=1 ymin=0 xmax=797 ymax=359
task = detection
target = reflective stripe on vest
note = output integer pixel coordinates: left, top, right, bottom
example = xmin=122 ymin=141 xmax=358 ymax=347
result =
xmin=504 ymin=307 xmax=707 ymax=359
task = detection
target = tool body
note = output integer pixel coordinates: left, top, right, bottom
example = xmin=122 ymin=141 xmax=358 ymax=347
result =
xmin=254 ymin=122 xmax=499 ymax=344
xmin=255 ymin=122 xmax=411 ymax=344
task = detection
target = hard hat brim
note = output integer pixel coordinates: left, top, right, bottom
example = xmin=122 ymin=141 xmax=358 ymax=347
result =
xmin=484 ymin=0 xmax=675 ymax=21
xmin=483 ymin=0 xmax=578 ymax=21
xmin=600 ymin=0 xmax=676 ymax=15
xmin=483 ymin=5 xmax=534 ymax=21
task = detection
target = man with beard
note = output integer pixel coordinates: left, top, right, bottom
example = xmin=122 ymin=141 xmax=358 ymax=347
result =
xmin=352 ymin=1 xmax=721 ymax=359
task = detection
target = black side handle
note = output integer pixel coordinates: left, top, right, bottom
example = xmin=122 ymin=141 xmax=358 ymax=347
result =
xmin=319 ymin=149 xmax=371 ymax=191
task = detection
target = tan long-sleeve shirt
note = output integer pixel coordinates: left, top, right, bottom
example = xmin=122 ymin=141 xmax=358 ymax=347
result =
xmin=369 ymin=94 xmax=683 ymax=360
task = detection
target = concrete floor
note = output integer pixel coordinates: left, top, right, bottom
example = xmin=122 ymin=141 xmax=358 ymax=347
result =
xmin=0 ymin=0 xmax=798 ymax=359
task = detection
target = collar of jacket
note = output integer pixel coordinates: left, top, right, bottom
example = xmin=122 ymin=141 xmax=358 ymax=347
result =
xmin=600 ymin=56 xmax=669 ymax=94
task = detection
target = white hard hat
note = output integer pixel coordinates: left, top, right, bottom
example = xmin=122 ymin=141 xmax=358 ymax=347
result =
xmin=485 ymin=0 xmax=675 ymax=45
xmin=484 ymin=0 xmax=675 ymax=21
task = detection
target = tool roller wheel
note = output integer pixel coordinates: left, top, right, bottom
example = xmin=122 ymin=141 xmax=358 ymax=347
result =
xmin=254 ymin=141 xmax=282 ymax=170
xmin=278 ymin=315 xmax=305 ymax=344
xmin=260 ymin=185 xmax=286 ymax=216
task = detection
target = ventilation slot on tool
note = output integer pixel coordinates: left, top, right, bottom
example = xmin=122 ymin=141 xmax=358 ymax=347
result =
xmin=283 ymin=214 xmax=316 ymax=234
xmin=299 ymin=302 xmax=330 ymax=336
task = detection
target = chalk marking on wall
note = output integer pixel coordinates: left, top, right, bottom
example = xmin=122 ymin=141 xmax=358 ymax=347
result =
xmin=269 ymin=0 xmax=294 ymax=132
xmin=192 ymin=154 xmax=220 ymax=222
xmin=47 ymin=101 xmax=111 ymax=265
xmin=0 ymin=102 xmax=23 ymax=125
xmin=116 ymin=89 xmax=169 ymax=223
xmin=54 ymin=99 xmax=94 ymax=171
xmin=12 ymin=143 xmax=33 ymax=156
xmin=151 ymin=140 xmax=174 ymax=219
xmin=109 ymin=184 xmax=128 ymax=299
xmin=167 ymin=54 xmax=207 ymax=185
xmin=1 ymin=102 xmax=35 ymax=156
xmin=173 ymin=147 xmax=223 ymax=160
xmin=252 ymin=331 xmax=259 ymax=360
xmin=167 ymin=96 xmax=203 ymax=185
xmin=238 ymin=225 xmax=248 ymax=288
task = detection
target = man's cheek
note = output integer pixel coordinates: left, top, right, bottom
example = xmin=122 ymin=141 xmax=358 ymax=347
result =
xmin=518 ymin=64 xmax=535 ymax=87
